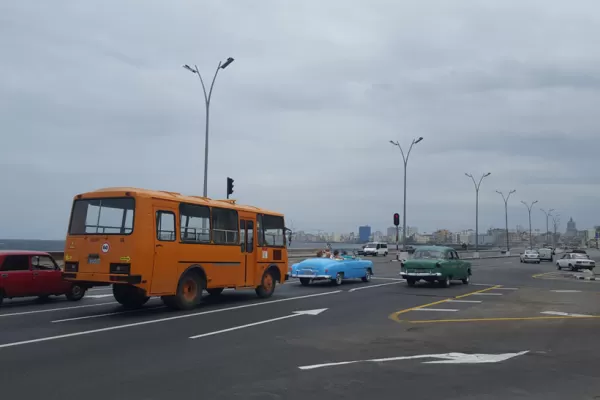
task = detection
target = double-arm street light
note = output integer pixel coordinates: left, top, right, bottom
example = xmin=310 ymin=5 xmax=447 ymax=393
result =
xmin=495 ymin=189 xmax=516 ymax=252
xmin=183 ymin=57 xmax=235 ymax=197
xmin=465 ymin=172 xmax=491 ymax=253
xmin=521 ymin=200 xmax=538 ymax=249
xmin=389 ymin=137 xmax=423 ymax=251
xmin=540 ymin=208 xmax=555 ymax=246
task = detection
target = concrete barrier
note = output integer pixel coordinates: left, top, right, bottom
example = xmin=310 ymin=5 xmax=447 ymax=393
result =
xmin=49 ymin=247 xmax=523 ymax=266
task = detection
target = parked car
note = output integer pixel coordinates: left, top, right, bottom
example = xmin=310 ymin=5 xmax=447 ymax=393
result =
xmin=0 ymin=250 xmax=87 ymax=305
xmin=556 ymin=252 xmax=595 ymax=271
xmin=537 ymin=248 xmax=554 ymax=262
xmin=363 ymin=242 xmax=388 ymax=256
xmin=290 ymin=253 xmax=374 ymax=286
xmin=520 ymin=250 xmax=540 ymax=264
xmin=399 ymin=246 xmax=471 ymax=288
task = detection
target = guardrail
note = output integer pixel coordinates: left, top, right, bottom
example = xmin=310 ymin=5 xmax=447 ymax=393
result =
xmin=48 ymin=247 xmax=524 ymax=265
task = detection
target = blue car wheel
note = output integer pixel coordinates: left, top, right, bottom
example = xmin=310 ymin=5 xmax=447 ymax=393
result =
xmin=361 ymin=269 xmax=372 ymax=282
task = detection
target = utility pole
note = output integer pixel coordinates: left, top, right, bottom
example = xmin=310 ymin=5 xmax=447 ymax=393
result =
xmin=183 ymin=57 xmax=235 ymax=197
xmin=495 ymin=189 xmax=515 ymax=253
xmin=521 ymin=200 xmax=538 ymax=250
xmin=465 ymin=172 xmax=492 ymax=255
xmin=540 ymin=208 xmax=554 ymax=246
xmin=389 ymin=137 xmax=423 ymax=253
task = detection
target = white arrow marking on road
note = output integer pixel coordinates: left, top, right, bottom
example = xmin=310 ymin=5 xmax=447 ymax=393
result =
xmin=298 ymin=351 xmax=529 ymax=370
xmin=189 ymin=308 xmax=328 ymax=339
xmin=540 ymin=311 xmax=592 ymax=317
xmin=86 ymin=294 xmax=114 ymax=299
xmin=551 ymin=290 xmax=581 ymax=293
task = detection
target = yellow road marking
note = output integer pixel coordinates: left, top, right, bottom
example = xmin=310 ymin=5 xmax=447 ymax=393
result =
xmin=531 ymin=271 xmax=558 ymax=279
xmin=388 ymin=285 xmax=503 ymax=322
xmin=407 ymin=315 xmax=600 ymax=324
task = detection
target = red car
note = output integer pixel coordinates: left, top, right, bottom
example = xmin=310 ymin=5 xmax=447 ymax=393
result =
xmin=0 ymin=250 xmax=87 ymax=305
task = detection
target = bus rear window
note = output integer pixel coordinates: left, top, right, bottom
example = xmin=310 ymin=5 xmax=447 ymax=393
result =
xmin=69 ymin=198 xmax=135 ymax=235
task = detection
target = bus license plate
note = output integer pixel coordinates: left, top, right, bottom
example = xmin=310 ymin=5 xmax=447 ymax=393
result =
xmin=88 ymin=256 xmax=100 ymax=264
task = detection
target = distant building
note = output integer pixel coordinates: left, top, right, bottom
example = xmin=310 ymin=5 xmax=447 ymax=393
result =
xmin=358 ymin=225 xmax=371 ymax=243
xmin=565 ymin=217 xmax=577 ymax=237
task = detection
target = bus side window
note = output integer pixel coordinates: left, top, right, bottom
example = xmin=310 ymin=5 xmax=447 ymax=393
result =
xmin=257 ymin=214 xmax=264 ymax=247
xmin=212 ymin=208 xmax=239 ymax=244
xmin=156 ymin=211 xmax=176 ymax=241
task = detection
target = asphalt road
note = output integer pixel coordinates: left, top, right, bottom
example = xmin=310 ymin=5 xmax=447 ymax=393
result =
xmin=1 ymin=253 xmax=600 ymax=399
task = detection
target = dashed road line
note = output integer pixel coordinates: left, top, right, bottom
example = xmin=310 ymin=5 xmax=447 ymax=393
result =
xmin=371 ymin=277 xmax=406 ymax=281
xmin=446 ymin=299 xmax=482 ymax=303
xmin=0 ymin=290 xmax=343 ymax=349
xmin=52 ymin=306 xmax=167 ymax=323
xmin=470 ymin=292 xmax=503 ymax=296
xmin=551 ymin=290 xmax=582 ymax=293
xmin=0 ymin=302 xmax=119 ymax=318
xmin=388 ymin=285 xmax=502 ymax=322
xmin=348 ymin=281 xmax=405 ymax=292
xmin=540 ymin=311 xmax=592 ymax=317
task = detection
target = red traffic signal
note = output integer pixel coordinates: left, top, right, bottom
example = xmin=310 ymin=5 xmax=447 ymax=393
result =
xmin=393 ymin=213 xmax=400 ymax=226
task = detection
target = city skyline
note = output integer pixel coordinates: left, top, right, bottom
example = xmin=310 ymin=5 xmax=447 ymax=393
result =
xmin=2 ymin=2 xmax=600 ymax=240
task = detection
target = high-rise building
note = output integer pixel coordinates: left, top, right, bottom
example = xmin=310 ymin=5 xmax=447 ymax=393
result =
xmin=358 ymin=225 xmax=371 ymax=243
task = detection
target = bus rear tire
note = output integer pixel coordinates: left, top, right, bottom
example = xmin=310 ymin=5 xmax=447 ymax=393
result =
xmin=163 ymin=271 xmax=205 ymax=310
xmin=113 ymin=284 xmax=149 ymax=309
xmin=256 ymin=269 xmax=277 ymax=298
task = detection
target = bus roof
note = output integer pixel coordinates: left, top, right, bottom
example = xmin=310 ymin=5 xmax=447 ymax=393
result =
xmin=75 ymin=187 xmax=284 ymax=217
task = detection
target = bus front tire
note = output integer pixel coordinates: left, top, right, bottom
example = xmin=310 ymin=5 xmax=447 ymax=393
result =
xmin=113 ymin=284 xmax=149 ymax=309
xmin=163 ymin=271 xmax=205 ymax=310
xmin=256 ymin=270 xmax=277 ymax=298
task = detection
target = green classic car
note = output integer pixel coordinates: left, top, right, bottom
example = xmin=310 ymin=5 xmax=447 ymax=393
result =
xmin=399 ymin=246 xmax=472 ymax=287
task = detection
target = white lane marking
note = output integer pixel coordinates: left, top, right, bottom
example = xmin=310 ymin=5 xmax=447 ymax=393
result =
xmin=88 ymin=287 xmax=112 ymax=292
xmin=86 ymin=294 xmax=114 ymax=299
xmin=0 ymin=302 xmax=119 ymax=318
xmin=52 ymin=306 xmax=167 ymax=323
xmin=0 ymin=290 xmax=342 ymax=349
xmin=470 ymin=283 xmax=498 ymax=287
xmin=412 ymin=308 xmax=459 ymax=312
xmin=372 ymin=277 xmax=406 ymax=281
xmin=189 ymin=308 xmax=327 ymax=339
xmin=298 ymin=351 xmax=530 ymax=370
xmin=551 ymin=290 xmax=582 ymax=293
xmin=540 ymin=311 xmax=592 ymax=317
xmin=446 ymin=300 xmax=482 ymax=303
xmin=504 ymin=262 xmax=512 ymax=264
xmin=348 ymin=281 xmax=405 ymax=292
xmin=491 ymin=287 xmax=518 ymax=290
xmin=471 ymin=293 xmax=503 ymax=296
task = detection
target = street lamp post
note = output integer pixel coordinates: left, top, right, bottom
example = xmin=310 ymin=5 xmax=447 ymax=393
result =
xmin=495 ymin=189 xmax=516 ymax=253
xmin=465 ymin=172 xmax=491 ymax=254
xmin=551 ymin=214 xmax=560 ymax=249
xmin=183 ymin=57 xmax=235 ymax=198
xmin=389 ymin=137 xmax=423 ymax=252
xmin=540 ymin=208 xmax=555 ymax=246
xmin=521 ymin=200 xmax=539 ymax=250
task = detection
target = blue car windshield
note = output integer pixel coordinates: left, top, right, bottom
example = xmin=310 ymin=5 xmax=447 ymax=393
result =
xmin=413 ymin=250 xmax=444 ymax=260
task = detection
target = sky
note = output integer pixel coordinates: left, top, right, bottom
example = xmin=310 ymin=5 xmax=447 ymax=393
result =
xmin=1 ymin=0 xmax=600 ymax=239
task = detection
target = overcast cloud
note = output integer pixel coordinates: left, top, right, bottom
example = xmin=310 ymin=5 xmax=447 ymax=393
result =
xmin=1 ymin=0 xmax=600 ymax=239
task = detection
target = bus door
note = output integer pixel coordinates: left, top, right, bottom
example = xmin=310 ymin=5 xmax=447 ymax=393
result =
xmin=239 ymin=217 xmax=256 ymax=286
xmin=151 ymin=206 xmax=179 ymax=294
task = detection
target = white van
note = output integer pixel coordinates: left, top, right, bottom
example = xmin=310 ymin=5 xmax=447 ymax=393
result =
xmin=363 ymin=242 xmax=388 ymax=256
xmin=538 ymin=248 xmax=554 ymax=262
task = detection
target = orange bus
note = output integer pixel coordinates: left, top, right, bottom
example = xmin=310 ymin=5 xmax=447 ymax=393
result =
xmin=62 ymin=187 xmax=290 ymax=310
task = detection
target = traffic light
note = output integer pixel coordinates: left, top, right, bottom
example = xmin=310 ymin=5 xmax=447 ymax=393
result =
xmin=393 ymin=213 xmax=400 ymax=227
xmin=226 ymin=177 xmax=234 ymax=199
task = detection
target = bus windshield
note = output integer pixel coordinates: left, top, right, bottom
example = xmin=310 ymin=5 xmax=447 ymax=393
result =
xmin=69 ymin=197 xmax=135 ymax=235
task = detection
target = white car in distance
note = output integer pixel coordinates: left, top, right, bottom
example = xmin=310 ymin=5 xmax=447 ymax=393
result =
xmin=520 ymin=250 xmax=540 ymax=264
xmin=556 ymin=253 xmax=596 ymax=271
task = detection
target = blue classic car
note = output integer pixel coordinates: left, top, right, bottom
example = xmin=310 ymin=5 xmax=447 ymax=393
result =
xmin=290 ymin=255 xmax=374 ymax=286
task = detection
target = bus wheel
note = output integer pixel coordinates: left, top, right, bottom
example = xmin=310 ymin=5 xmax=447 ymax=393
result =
xmin=256 ymin=270 xmax=277 ymax=298
xmin=164 ymin=271 xmax=205 ymax=310
xmin=207 ymin=288 xmax=224 ymax=296
xmin=113 ymin=284 xmax=149 ymax=309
